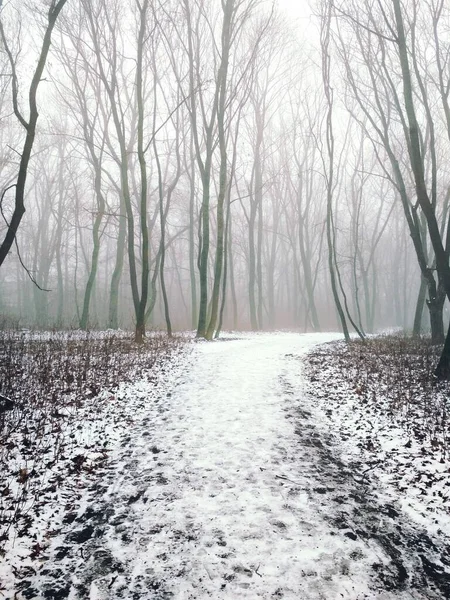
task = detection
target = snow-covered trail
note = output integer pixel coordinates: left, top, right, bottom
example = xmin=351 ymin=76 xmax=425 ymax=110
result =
xmin=114 ymin=332 xmax=367 ymax=600
xmin=22 ymin=333 xmax=447 ymax=599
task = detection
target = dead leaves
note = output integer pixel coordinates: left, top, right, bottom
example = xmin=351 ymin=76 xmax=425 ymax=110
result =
xmin=18 ymin=468 xmax=29 ymax=484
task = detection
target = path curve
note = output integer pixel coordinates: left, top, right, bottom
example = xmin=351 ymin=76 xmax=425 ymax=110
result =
xmin=21 ymin=332 xmax=449 ymax=599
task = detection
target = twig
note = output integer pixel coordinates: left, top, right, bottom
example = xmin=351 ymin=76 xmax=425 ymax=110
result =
xmin=0 ymin=185 xmax=51 ymax=291
xmin=14 ymin=238 xmax=51 ymax=292
xmin=0 ymin=184 xmax=16 ymax=210
xmin=353 ymin=461 xmax=382 ymax=483
xmin=275 ymin=474 xmax=302 ymax=486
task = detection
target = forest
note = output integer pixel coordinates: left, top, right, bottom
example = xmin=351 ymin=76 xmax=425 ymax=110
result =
xmin=1 ymin=0 xmax=450 ymax=598
xmin=0 ymin=0 xmax=448 ymax=357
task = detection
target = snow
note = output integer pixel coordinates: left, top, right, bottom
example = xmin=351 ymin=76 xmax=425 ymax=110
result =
xmin=304 ymin=340 xmax=450 ymax=538
xmin=2 ymin=332 xmax=449 ymax=599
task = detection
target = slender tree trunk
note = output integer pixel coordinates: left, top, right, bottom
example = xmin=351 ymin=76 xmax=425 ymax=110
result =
xmin=299 ymin=225 xmax=320 ymax=330
xmin=257 ymin=189 xmax=264 ymax=329
xmin=321 ymin=2 xmax=350 ymax=341
xmin=205 ymin=0 xmax=231 ymax=339
xmin=154 ymin=140 xmax=172 ymax=337
xmin=188 ymin=142 xmax=198 ymax=329
xmin=228 ymin=214 xmax=238 ymax=329
xmin=135 ymin=0 xmax=150 ymax=343
xmin=215 ymin=187 xmax=232 ymax=339
xmin=108 ymin=199 xmax=126 ymax=329
xmin=80 ymin=168 xmax=105 ymax=330
xmin=248 ymin=205 xmax=258 ymax=330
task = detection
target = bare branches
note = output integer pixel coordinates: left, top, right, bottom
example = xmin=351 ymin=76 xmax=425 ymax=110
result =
xmin=333 ymin=2 xmax=397 ymax=44
xmin=0 ymin=19 xmax=27 ymax=129
xmin=14 ymin=237 xmax=51 ymax=292
xmin=0 ymin=0 xmax=69 ymax=268
xmin=0 ymin=184 xmax=16 ymax=212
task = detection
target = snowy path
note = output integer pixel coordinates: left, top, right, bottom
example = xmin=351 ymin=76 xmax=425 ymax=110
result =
xmin=20 ymin=333 xmax=450 ymax=599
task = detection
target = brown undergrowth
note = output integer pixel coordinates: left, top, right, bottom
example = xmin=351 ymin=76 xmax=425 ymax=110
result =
xmin=0 ymin=329 xmax=181 ymax=554
xmin=306 ymin=334 xmax=449 ymax=461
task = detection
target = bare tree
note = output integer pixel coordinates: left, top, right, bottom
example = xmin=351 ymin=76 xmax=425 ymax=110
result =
xmin=0 ymin=0 xmax=68 ymax=268
xmin=319 ymin=0 xmax=350 ymax=341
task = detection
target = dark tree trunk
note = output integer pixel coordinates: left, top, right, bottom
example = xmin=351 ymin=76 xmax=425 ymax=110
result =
xmin=413 ymin=276 xmax=427 ymax=337
xmin=434 ymin=321 xmax=450 ymax=379
xmin=108 ymin=202 xmax=126 ymax=329
xmin=427 ymin=286 xmax=445 ymax=344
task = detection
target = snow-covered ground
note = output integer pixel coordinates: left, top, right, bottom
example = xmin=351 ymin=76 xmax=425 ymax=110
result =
xmin=2 ymin=332 xmax=450 ymax=599
xmin=305 ymin=340 xmax=450 ymax=532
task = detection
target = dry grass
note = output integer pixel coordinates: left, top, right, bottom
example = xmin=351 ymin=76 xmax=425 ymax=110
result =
xmin=0 ymin=329 xmax=182 ymax=552
xmin=307 ymin=334 xmax=449 ymax=459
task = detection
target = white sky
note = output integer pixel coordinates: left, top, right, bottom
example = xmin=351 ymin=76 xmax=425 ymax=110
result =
xmin=275 ymin=0 xmax=317 ymax=41
xmin=276 ymin=0 xmax=312 ymax=18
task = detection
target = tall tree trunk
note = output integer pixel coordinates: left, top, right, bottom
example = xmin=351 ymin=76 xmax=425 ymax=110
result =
xmin=134 ymin=0 xmax=150 ymax=343
xmin=205 ymin=0 xmax=232 ymax=340
xmin=206 ymin=0 xmax=234 ymax=340
xmin=321 ymin=2 xmax=350 ymax=341
xmin=427 ymin=285 xmax=445 ymax=344
xmin=154 ymin=139 xmax=172 ymax=337
xmin=392 ymin=0 xmax=450 ymax=374
xmin=196 ymin=173 xmax=211 ymax=337
xmin=228 ymin=213 xmax=238 ymax=330
xmin=80 ymin=167 xmax=105 ymax=330
xmin=215 ymin=185 xmax=232 ymax=339
xmin=188 ymin=142 xmax=198 ymax=330
xmin=435 ymin=321 xmax=450 ymax=378
xmin=257 ymin=186 xmax=264 ymax=329
xmin=108 ymin=199 xmax=126 ymax=329
xmin=248 ymin=204 xmax=258 ymax=330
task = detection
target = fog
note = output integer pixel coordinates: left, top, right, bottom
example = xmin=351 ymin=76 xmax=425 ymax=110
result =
xmin=0 ymin=0 xmax=448 ymax=343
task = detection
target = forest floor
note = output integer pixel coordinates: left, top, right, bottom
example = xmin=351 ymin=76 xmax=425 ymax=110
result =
xmin=1 ymin=331 xmax=450 ymax=599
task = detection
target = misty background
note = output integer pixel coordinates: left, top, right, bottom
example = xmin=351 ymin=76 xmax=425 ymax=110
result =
xmin=0 ymin=0 xmax=447 ymax=342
